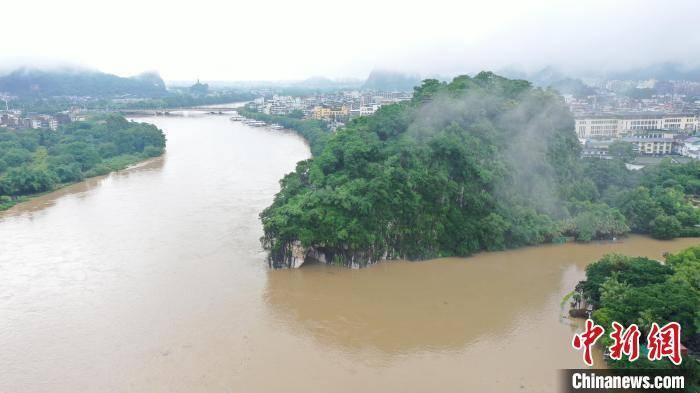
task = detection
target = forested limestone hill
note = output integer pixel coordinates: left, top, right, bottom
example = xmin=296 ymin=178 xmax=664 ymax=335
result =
xmin=261 ymin=72 xmax=700 ymax=268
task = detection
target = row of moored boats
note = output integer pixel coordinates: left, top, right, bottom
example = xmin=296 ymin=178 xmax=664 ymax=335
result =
xmin=230 ymin=113 xmax=284 ymax=130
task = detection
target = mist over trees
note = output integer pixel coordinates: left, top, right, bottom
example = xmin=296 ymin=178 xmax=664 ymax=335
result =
xmin=260 ymin=72 xmax=700 ymax=268
xmin=260 ymin=73 xmax=588 ymax=266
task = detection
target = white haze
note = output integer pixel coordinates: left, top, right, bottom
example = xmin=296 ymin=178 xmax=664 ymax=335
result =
xmin=1 ymin=0 xmax=698 ymax=81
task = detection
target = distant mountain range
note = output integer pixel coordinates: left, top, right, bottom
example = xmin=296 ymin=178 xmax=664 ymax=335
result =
xmin=201 ymin=70 xmax=421 ymax=92
xmin=362 ymin=70 xmax=422 ymax=91
xmin=294 ymin=76 xmax=363 ymax=90
xmin=0 ymin=68 xmax=167 ymax=97
xmin=4 ymin=62 xmax=698 ymax=99
xmin=602 ymin=62 xmax=700 ymax=82
xmin=499 ymin=62 xmax=700 ymax=95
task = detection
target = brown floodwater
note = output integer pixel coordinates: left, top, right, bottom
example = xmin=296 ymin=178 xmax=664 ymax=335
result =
xmin=1 ymin=113 xmax=697 ymax=393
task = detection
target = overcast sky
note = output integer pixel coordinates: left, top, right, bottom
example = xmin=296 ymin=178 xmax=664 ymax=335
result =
xmin=2 ymin=0 xmax=699 ymax=81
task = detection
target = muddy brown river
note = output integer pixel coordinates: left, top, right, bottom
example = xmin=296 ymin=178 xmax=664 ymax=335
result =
xmin=1 ymin=113 xmax=697 ymax=392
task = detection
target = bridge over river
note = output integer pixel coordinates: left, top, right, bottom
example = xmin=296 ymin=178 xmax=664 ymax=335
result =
xmin=118 ymin=106 xmax=240 ymax=115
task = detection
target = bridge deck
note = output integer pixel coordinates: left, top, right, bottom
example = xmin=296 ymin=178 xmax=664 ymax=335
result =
xmin=119 ymin=107 xmax=240 ymax=113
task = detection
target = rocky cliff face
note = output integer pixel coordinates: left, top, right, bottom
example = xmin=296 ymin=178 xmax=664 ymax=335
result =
xmin=267 ymin=241 xmax=309 ymax=269
xmin=267 ymin=240 xmax=390 ymax=269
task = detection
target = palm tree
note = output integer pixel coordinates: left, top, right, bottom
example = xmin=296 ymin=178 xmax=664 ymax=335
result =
xmin=572 ymin=292 xmax=582 ymax=309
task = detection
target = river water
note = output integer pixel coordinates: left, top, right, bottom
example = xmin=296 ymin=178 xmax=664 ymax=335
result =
xmin=1 ymin=113 xmax=697 ymax=392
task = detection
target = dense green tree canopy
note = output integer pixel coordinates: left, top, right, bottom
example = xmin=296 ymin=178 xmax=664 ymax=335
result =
xmin=578 ymin=247 xmax=700 ymax=383
xmin=261 ymin=73 xmax=619 ymax=267
xmin=260 ymin=73 xmax=700 ymax=267
xmin=577 ymin=254 xmax=674 ymax=306
xmin=0 ymin=115 xmax=165 ymax=209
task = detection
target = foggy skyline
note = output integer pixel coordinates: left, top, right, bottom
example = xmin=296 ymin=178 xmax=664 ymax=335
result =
xmin=2 ymin=0 xmax=699 ymax=81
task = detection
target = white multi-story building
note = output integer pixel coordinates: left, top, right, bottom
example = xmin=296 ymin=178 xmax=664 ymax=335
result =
xmin=621 ymin=136 xmax=675 ymax=156
xmin=576 ymin=118 xmax=619 ymax=138
xmin=575 ymin=113 xmax=697 ymax=139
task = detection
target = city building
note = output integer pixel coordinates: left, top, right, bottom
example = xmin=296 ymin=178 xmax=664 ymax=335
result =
xmin=0 ymin=111 xmax=75 ymax=131
xmin=575 ymin=113 xmax=697 ymax=139
xmin=312 ymin=105 xmax=348 ymax=121
xmin=621 ymin=136 xmax=676 ymax=156
xmin=246 ymin=89 xmax=412 ymax=122
xmin=581 ymin=139 xmax=615 ymax=159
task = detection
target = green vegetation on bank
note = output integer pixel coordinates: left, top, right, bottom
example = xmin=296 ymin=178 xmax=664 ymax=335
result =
xmin=236 ymin=107 xmax=330 ymax=156
xmin=9 ymin=91 xmax=255 ymax=115
xmin=587 ymin=158 xmax=700 ymax=239
xmin=575 ymin=247 xmax=700 ymax=387
xmin=117 ymin=91 xmax=255 ymax=111
xmin=259 ymin=72 xmax=700 ymax=267
xmin=0 ymin=115 xmax=165 ymax=210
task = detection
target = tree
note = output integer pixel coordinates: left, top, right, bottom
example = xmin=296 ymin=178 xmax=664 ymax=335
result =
xmin=666 ymin=246 xmax=700 ymax=291
xmin=581 ymin=158 xmax=634 ymax=192
xmin=579 ymin=246 xmax=700 ymax=370
xmin=0 ymin=167 xmax=57 ymax=195
xmin=0 ymin=115 xmax=166 ymax=205
xmin=649 ymin=214 xmax=682 ymax=240
xmin=579 ymin=254 xmax=673 ymax=306
xmin=568 ymin=204 xmax=629 ymax=242
xmin=98 ymin=142 xmax=119 ymax=158
xmin=50 ymin=163 xmax=84 ymax=183
xmin=2 ymin=148 xmax=32 ymax=167
xmin=608 ymin=140 xmax=635 ymax=162
xmin=58 ymin=142 xmax=101 ymax=171
xmin=288 ymin=109 xmax=304 ymax=119
xmin=614 ymin=187 xmax=663 ymax=233
xmin=478 ymin=213 xmax=510 ymax=251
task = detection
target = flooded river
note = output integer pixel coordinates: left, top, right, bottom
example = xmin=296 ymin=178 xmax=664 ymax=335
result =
xmin=1 ymin=113 xmax=697 ymax=392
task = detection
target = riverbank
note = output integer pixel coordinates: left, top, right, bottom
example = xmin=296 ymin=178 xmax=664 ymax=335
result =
xmin=8 ymin=93 xmax=255 ymax=115
xmin=235 ymin=107 xmax=329 ymax=155
xmin=0 ymin=153 xmax=163 ymax=212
